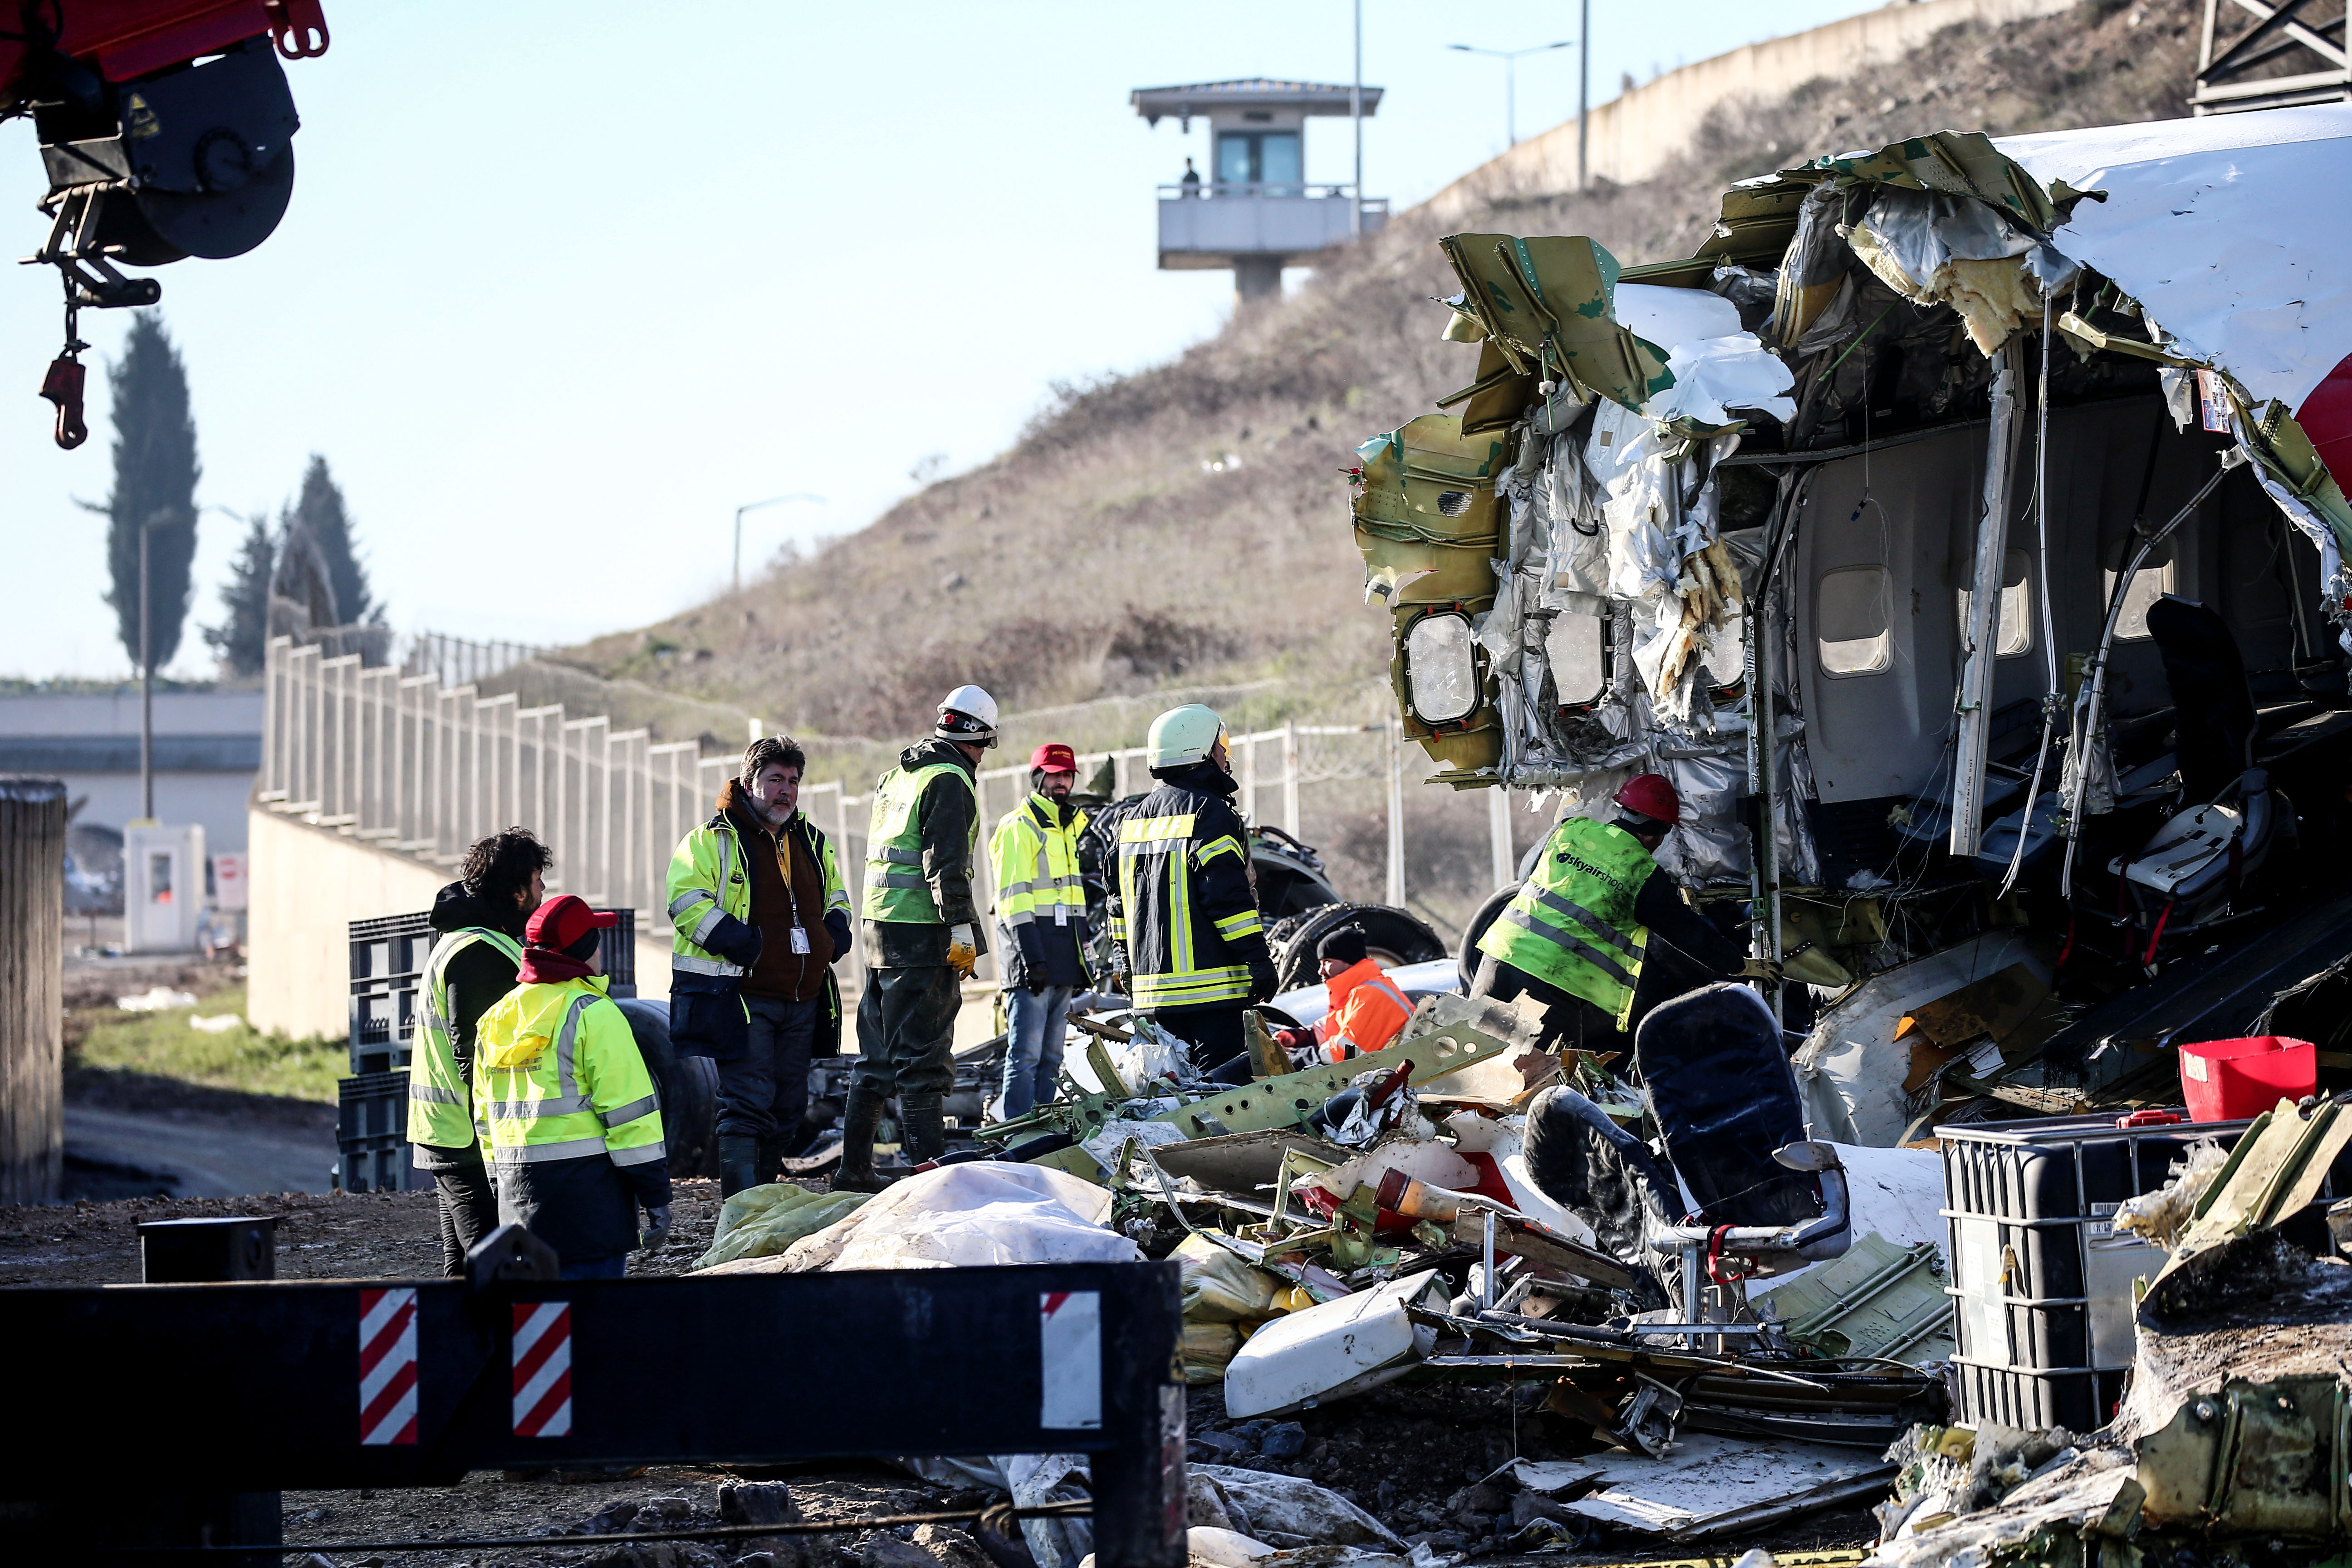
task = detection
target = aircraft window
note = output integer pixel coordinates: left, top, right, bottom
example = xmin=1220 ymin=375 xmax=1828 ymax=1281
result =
xmin=1817 ymin=565 xmax=1893 ymax=676
xmin=1545 ymin=611 xmax=1607 ymax=706
xmin=1957 ymin=549 xmax=2033 ymax=658
xmin=1405 ymin=611 xmax=1480 ymax=723
xmin=2104 ymin=561 xmax=2176 ymax=640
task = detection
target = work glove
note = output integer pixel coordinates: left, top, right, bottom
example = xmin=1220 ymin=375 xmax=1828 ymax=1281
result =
xmin=946 ymin=923 xmax=979 ymax=980
xmin=704 ymin=914 xmax=764 ymax=970
xmin=1247 ymin=956 xmax=1280 ymax=1004
xmin=1273 ymin=1027 xmax=1311 ymax=1053
xmin=1739 ymin=957 xmax=1784 ymax=982
xmin=637 ymin=1204 xmax=673 ymax=1252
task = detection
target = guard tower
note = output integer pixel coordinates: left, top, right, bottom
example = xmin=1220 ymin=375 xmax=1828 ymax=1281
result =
xmin=1132 ymin=78 xmax=1387 ymax=303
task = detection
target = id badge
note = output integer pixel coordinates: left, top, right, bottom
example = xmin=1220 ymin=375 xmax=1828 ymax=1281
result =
xmin=1055 ymin=906 xmax=1067 ymax=926
xmin=789 ymin=926 xmax=811 ymax=955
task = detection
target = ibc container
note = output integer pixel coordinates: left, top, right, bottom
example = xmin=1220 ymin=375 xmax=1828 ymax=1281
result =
xmin=1939 ymin=1107 xmax=2352 ymax=1430
xmin=337 ymin=1069 xmax=424 ymax=1193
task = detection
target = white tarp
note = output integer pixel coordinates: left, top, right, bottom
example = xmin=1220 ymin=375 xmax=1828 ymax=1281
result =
xmin=1999 ymin=106 xmax=2352 ymax=415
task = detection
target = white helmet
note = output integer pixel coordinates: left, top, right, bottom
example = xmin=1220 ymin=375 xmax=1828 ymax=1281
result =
xmin=1147 ymin=704 xmax=1226 ymax=769
xmin=936 ymin=684 xmax=999 ymax=746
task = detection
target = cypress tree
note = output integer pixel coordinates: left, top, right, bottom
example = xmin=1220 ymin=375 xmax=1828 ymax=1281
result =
xmin=202 ymin=512 xmax=276 ymax=676
xmin=291 ymin=454 xmax=376 ymax=625
xmin=96 ymin=314 xmax=201 ymax=672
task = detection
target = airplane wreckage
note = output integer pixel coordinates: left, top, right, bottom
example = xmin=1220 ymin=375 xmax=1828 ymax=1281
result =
xmin=1352 ymin=105 xmax=2352 ymax=1139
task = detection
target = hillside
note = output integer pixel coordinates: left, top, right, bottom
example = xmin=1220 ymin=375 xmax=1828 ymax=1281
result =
xmin=569 ymin=0 xmax=2208 ymax=746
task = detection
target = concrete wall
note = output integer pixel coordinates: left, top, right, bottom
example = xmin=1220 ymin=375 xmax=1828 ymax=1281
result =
xmin=1417 ymin=0 xmax=2076 ymax=225
xmin=246 ymin=806 xmax=674 ymax=1042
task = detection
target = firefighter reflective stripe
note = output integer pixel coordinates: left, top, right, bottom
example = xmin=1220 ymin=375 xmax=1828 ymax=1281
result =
xmin=1476 ymin=814 xmax=1655 ymax=1027
xmin=1212 ymin=907 xmax=1263 ymax=941
xmin=1117 ymin=791 xmax=1259 ymax=1010
xmin=407 ymin=926 xmax=524 ymax=1150
xmin=863 ymin=761 xmax=977 ymax=923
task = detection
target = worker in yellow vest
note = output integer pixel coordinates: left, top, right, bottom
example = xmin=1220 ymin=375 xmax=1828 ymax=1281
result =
xmin=407 ymin=828 xmax=549 ymax=1275
xmin=474 ymin=895 xmax=670 ymax=1278
xmin=990 ymin=741 xmax=1090 ymax=1117
xmin=1472 ymin=774 xmax=1746 ymax=1049
xmin=840 ymin=685 xmax=994 ymax=1191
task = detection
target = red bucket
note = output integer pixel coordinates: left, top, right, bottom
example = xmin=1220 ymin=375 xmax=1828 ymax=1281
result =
xmin=2178 ymin=1035 xmax=2317 ymax=1122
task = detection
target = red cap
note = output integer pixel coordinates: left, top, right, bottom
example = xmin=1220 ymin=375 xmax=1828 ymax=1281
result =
xmin=1614 ymin=773 xmax=1682 ymax=827
xmin=527 ymin=893 xmax=618 ymax=951
xmin=1030 ymin=742 xmax=1078 ymax=774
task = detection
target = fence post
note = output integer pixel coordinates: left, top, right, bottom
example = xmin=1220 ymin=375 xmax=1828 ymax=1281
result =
xmin=1281 ymin=720 xmax=1300 ymax=838
xmin=1384 ymin=719 xmax=1406 ymax=908
xmin=1489 ymin=777 xmax=1516 ymax=890
xmin=1240 ymin=730 xmax=1258 ymax=825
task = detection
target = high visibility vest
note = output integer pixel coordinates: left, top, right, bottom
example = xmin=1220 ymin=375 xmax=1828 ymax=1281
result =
xmin=666 ymin=810 xmax=848 ymax=979
xmin=1477 ymin=815 xmax=1654 ymax=1027
xmin=472 ymin=975 xmax=665 ymax=1168
xmin=407 ymin=926 xmax=523 ymax=1149
xmin=990 ymin=792 xmax=1086 ymax=930
xmin=862 ymin=760 xmax=977 ymax=924
xmin=1113 ymin=788 xmax=1265 ymax=1010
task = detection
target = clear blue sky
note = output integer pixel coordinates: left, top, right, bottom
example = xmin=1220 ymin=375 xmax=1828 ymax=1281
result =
xmin=0 ymin=0 xmax=1883 ymax=680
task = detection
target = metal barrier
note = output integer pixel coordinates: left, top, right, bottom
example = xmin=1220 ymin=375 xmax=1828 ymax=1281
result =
xmin=0 ymin=1256 xmax=1187 ymax=1564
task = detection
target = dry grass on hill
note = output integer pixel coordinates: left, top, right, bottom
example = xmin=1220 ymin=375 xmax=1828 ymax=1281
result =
xmin=567 ymin=0 xmax=2207 ymax=752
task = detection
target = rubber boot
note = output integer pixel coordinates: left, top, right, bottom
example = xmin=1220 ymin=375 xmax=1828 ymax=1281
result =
xmin=755 ymin=1137 xmax=789 ymax=1186
xmin=833 ymin=1085 xmax=892 ymax=1193
xmin=899 ymin=1093 xmax=949 ymax=1165
xmin=716 ymin=1134 xmax=761 ymax=1198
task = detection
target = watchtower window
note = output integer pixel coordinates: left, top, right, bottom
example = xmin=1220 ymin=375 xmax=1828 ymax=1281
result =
xmin=1215 ymin=130 xmax=1301 ymax=191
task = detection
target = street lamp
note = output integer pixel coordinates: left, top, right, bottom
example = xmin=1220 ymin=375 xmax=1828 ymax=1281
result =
xmin=1447 ymin=39 xmax=1574 ymax=148
xmin=134 ymin=504 xmax=193 ymax=823
xmin=733 ymin=493 xmax=826 ymax=595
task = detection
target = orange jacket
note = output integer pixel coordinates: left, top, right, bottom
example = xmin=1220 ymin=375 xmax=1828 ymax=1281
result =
xmin=1313 ymin=957 xmax=1413 ymax=1063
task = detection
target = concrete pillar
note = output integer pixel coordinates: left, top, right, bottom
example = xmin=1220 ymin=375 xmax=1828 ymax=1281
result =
xmin=1234 ymin=255 xmax=1285 ymax=304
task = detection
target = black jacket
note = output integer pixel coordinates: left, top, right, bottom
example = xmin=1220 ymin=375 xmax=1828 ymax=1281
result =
xmin=427 ymin=882 xmax=530 ymax=1062
xmin=1106 ymin=760 xmax=1277 ymax=1011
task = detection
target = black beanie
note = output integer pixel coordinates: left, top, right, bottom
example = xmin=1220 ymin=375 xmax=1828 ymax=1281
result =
xmin=563 ymin=929 xmax=602 ymax=962
xmin=1317 ymin=925 xmax=1368 ymax=967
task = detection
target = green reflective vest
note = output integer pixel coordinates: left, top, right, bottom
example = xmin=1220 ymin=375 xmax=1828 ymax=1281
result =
xmin=990 ymin=793 xmax=1086 ymax=930
xmin=407 ymin=926 xmax=524 ymax=1150
xmin=862 ymin=760 xmax=976 ymax=924
xmin=666 ymin=809 xmax=848 ymax=979
xmin=472 ymin=975 xmax=665 ymax=1168
xmin=1477 ymin=814 xmax=1654 ymax=1027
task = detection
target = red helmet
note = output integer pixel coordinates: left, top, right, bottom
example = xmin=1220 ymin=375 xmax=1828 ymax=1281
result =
xmin=1613 ymin=773 xmax=1681 ymax=827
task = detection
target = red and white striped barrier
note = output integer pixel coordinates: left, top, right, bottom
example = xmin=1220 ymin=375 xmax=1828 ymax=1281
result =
xmin=512 ymin=1301 xmax=573 ymax=1437
xmin=358 ymin=1287 xmax=418 ymax=1446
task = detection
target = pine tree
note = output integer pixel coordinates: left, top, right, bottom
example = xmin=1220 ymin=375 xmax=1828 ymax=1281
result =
xmin=96 ymin=314 xmax=201 ymax=673
xmin=202 ymin=512 xmax=276 ymax=676
xmin=291 ymin=454 xmax=376 ymax=625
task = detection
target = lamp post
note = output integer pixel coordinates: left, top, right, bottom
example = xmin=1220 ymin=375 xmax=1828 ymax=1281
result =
xmin=732 ymin=493 xmax=826 ymax=595
xmin=1578 ymin=0 xmax=1591 ymax=191
xmin=1351 ymin=0 xmax=1363 ymax=241
xmin=1446 ymin=39 xmax=1574 ymax=148
xmin=134 ymin=505 xmax=191 ymax=823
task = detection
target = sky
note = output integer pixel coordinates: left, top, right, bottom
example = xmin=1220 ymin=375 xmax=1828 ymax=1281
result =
xmin=0 ymin=0 xmax=1886 ymax=681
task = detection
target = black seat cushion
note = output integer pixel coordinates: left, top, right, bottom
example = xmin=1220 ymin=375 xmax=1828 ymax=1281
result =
xmin=1634 ymin=983 xmax=1816 ymax=1227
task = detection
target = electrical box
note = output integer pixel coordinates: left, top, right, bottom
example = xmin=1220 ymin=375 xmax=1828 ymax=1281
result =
xmin=124 ymin=823 xmax=206 ymax=953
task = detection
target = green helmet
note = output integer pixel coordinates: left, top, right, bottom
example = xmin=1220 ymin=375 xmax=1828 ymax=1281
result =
xmin=1147 ymin=704 xmax=1227 ymax=769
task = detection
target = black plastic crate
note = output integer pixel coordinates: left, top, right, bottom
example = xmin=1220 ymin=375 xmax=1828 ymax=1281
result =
xmin=1940 ymin=1107 xmax=2352 ymax=1430
xmin=350 ymin=906 xmax=637 ymax=1070
xmin=337 ymin=1070 xmax=424 ymax=1193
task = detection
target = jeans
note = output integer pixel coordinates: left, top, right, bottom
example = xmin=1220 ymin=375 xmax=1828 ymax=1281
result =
xmin=432 ymin=1155 xmax=499 ymax=1278
xmin=1000 ymin=985 xmax=1073 ymax=1118
xmin=559 ymin=1254 xmax=627 ymax=1280
xmin=717 ymin=993 xmax=821 ymax=1143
